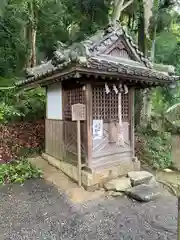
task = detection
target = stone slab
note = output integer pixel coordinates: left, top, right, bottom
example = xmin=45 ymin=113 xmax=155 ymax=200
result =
xmin=104 ymin=177 xmax=131 ymax=192
xmin=109 ymin=191 xmax=124 ymax=197
xmin=128 ymin=171 xmax=153 ymax=186
xmin=148 ymin=176 xmax=158 ymax=187
xmin=125 ymin=184 xmax=162 ymax=202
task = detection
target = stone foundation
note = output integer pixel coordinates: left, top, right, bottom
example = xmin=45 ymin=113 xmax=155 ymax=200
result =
xmin=42 ymin=153 xmax=140 ymax=191
xmin=172 ymin=135 xmax=180 ymax=171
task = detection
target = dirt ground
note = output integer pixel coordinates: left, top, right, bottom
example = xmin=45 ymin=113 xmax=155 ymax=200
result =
xmin=0 ymin=178 xmax=177 ymax=240
xmin=29 ymin=157 xmax=106 ymax=203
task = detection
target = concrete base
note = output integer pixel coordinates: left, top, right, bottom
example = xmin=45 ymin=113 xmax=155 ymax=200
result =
xmin=42 ymin=153 xmax=140 ymax=191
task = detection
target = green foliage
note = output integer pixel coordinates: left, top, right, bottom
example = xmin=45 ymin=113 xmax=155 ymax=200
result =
xmin=155 ymin=31 xmax=178 ymax=63
xmin=0 ymin=159 xmax=42 ymax=185
xmin=17 ymin=146 xmax=43 ymax=158
xmin=61 ymin=0 xmax=109 ymax=42
xmin=16 ymin=87 xmax=45 ymax=121
xmin=151 ymin=86 xmax=180 ymax=115
xmin=0 ymin=0 xmax=179 ymax=172
xmin=137 ymin=127 xmax=172 ymax=169
xmin=0 ymin=103 xmax=23 ymax=122
xmin=151 ymin=88 xmax=169 ymax=115
xmin=151 ymin=6 xmax=180 ymax=118
xmin=165 ymin=102 xmax=180 ymax=129
xmin=37 ymin=0 xmax=70 ymax=59
xmin=0 ymin=87 xmax=45 ymax=123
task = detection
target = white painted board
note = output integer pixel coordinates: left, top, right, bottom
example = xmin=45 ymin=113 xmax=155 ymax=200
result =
xmin=46 ymin=82 xmax=62 ymax=120
xmin=93 ymin=120 xmax=103 ymax=139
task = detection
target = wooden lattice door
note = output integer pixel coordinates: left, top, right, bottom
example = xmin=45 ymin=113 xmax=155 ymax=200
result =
xmin=92 ymin=86 xmax=130 ymax=155
xmin=63 ymin=87 xmax=87 ymax=163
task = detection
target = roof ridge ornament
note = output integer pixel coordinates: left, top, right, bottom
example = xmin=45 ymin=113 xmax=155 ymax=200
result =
xmin=104 ymin=20 xmax=122 ymax=35
xmin=51 ymin=42 xmax=89 ymax=67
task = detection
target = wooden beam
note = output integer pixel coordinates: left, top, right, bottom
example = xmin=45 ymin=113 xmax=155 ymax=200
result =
xmin=86 ymin=84 xmax=93 ymax=167
xmin=18 ymin=65 xmax=173 ymax=91
xmin=129 ymin=88 xmax=135 ymax=157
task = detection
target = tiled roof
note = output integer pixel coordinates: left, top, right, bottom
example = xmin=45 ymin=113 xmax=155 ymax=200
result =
xmin=16 ymin=23 xmax=178 ymax=87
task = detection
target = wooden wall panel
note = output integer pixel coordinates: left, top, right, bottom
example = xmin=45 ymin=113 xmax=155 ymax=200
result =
xmin=64 ymin=121 xmax=87 ymax=164
xmin=109 ymin=48 xmax=130 ymax=59
xmin=45 ymin=119 xmax=64 ymax=160
xmin=45 ymin=119 xmax=87 ymax=165
xmin=91 ymin=151 xmax=133 ymax=170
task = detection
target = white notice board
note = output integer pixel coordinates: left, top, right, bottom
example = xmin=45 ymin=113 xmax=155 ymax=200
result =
xmin=93 ymin=120 xmax=103 ymax=139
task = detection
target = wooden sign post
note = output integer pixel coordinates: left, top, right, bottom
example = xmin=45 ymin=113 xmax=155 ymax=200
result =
xmin=72 ymin=103 xmax=86 ymax=187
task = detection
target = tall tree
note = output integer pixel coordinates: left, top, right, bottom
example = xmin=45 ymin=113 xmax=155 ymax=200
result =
xmin=111 ymin=0 xmax=134 ymax=24
xmin=136 ymin=0 xmax=178 ymax=125
xmin=26 ymin=1 xmax=38 ymax=68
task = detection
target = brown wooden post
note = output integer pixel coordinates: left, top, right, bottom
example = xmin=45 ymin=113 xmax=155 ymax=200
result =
xmin=45 ymin=86 xmax=47 ymax=154
xmin=72 ymin=103 xmax=86 ymax=186
xmin=62 ymin=86 xmax=67 ymax=159
xmin=86 ymin=84 xmax=93 ymax=168
xmin=129 ymin=88 xmax=135 ymax=157
xmin=61 ymin=84 xmax=65 ymax=120
xmin=77 ymin=120 xmax=82 ymax=186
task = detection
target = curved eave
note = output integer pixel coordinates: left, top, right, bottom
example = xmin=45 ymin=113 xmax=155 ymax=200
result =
xmin=16 ymin=64 xmax=177 ymax=91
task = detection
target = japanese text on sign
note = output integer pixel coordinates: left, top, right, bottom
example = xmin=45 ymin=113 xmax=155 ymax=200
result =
xmin=72 ymin=103 xmax=86 ymax=121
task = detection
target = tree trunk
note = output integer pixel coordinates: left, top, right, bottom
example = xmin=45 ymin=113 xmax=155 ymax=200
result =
xmin=112 ymin=0 xmax=124 ymax=24
xmin=142 ymin=0 xmax=161 ymax=123
xmin=111 ymin=0 xmax=134 ymax=24
xmin=141 ymin=89 xmax=152 ymax=124
xmin=135 ymin=3 xmax=146 ymax=127
xmin=31 ymin=27 xmax=37 ymax=67
xmin=142 ymin=0 xmax=160 ymax=123
xmin=138 ymin=4 xmax=147 ymax=55
xmin=136 ymin=0 xmax=153 ymax=126
xmin=135 ymin=90 xmax=143 ymax=127
xmin=26 ymin=1 xmax=37 ymax=68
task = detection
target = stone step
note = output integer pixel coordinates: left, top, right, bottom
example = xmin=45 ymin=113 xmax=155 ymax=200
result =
xmin=125 ymin=184 xmax=162 ymax=202
xmin=104 ymin=177 xmax=131 ymax=192
xmin=127 ymin=171 xmax=153 ymax=186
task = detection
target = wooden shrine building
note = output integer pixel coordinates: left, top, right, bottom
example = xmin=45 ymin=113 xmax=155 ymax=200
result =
xmin=17 ymin=23 xmax=178 ymax=189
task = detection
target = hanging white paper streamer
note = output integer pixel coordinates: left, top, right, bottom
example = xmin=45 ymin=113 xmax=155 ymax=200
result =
xmin=113 ymin=84 xmax=118 ymax=94
xmin=116 ymin=84 xmax=125 ymax=146
xmin=105 ymin=83 xmax=110 ymax=94
xmin=124 ymin=84 xmax=128 ymax=94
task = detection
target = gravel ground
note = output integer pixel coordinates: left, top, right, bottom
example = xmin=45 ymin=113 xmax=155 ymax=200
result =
xmin=0 ymin=179 xmax=177 ymax=240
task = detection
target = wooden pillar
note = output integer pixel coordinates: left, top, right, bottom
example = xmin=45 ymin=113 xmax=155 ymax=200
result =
xmin=129 ymin=88 xmax=135 ymax=157
xmin=45 ymin=86 xmax=47 ymax=154
xmin=86 ymin=84 xmax=93 ymax=168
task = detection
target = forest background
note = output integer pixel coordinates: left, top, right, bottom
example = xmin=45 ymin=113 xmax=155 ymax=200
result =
xmin=0 ymin=0 xmax=180 ymax=170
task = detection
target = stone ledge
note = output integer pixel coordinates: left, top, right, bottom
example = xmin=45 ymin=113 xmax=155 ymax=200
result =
xmin=42 ymin=153 xmax=140 ymax=190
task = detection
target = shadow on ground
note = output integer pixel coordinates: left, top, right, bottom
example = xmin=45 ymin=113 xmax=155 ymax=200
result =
xmin=0 ymin=179 xmax=177 ymax=240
